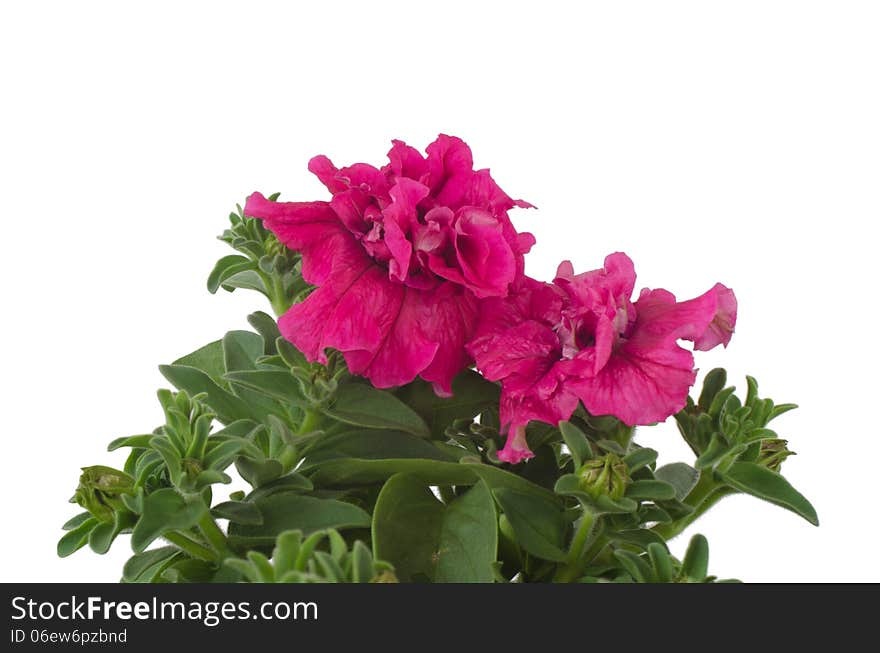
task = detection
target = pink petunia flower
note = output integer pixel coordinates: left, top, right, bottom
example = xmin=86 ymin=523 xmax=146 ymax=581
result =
xmin=244 ymin=135 xmax=534 ymax=394
xmin=467 ymin=253 xmax=736 ymax=463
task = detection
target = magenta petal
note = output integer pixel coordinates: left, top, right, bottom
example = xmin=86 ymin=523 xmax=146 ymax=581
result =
xmin=324 ymin=265 xmax=405 ymax=355
xmin=453 ymin=208 xmax=516 ymax=298
xmin=631 ymin=287 xmax=720 ymax=344
xmin=571 ymin=338 xmax=697 ymax=426
xmin=277 ymin=259 xmax=373 ymax=363
xmin=307 ymin=155 xmax=347 ymax=194
xmin=244 ymin=192 xmax=365 ymax=286
xmin=497 ymin=425 xmax=534 ymax=464
xmin=470 ymin=320 xmax=559 ymax=383
xmin=425 ymin=135 xmax=475 ymax=209
xmin=385 ymin=139 xmax=428 ymax=180
xmin=693 ymin=284 xmax=738 ymax=351
xmin=468 ymin=168 xmax=535 ymax=213
xmin=342 ymin=286 xmax=441 ymax=389
xmin=417 ymin=285 xmax=479 ymax=394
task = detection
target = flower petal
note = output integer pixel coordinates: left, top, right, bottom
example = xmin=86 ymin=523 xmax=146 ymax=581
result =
xmin=693 ymin=283 xmax=738 ymax=351
xmin=342 ymin=286 xmax=440 ymax=389
xmin=453 ymin=207 xmax=517 ymax=298
xmin=244 ymin=192 xmax=365 ymax=286
xmin=571 ymin=337 xmax=697 ymax=426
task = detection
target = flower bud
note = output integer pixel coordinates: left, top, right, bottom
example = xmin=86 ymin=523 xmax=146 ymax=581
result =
xmin=74 ymin=466 xmax=134 ymax=523
xmin=757 ymin=439 xmax=794 ymax=472
xmin=577 ymin=453 xmax=630 ymax=500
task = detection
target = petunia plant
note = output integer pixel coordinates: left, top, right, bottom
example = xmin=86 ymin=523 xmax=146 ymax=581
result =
xmin=59 ymin=135 xmax=817 ymax=583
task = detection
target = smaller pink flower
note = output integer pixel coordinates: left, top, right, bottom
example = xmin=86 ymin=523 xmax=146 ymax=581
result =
xmin=467 ymin=253 xmax=736 ymax=463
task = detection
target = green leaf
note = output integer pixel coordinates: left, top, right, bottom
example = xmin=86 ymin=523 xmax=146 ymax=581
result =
xmin=130 ymin=489 xmax=208 ymax=553
xmin=88 ymin=511 xmax=136 ymax=555
xmin=159 ymin=364 xmax=254 ymax=424
xmin=223 ymin=330 xmax=264 ymax=372
xmin=613 ymin=550 xmax=652 ymax=583
xmin=228 ymin=493 xmax=370 ymax=549
xmin=212 ymin=501 xmax=263 ymax=525
xmin=57 ymin=518 xmax=98 ymax=557
xmin=107 ymin=434 xmax=156 ymax=451
xmin=560 ymin=421 xmax=592 ymax=468
xmin=698 ymin=368 xmax=728 ymax=410
xmin=624 ymin=480 xmax=677 ymax=501
xmin=324 ymin=383 xmax=430 ymax=438
xmin=62 ymin=512 xmax=93 ymax=531
xmin=122 ymin=546 xmax=180 ymax=583
xmin=208 ymin=255 xmax=256 ymax=293
xmin=610 ymin=529 xmax=669 ymax=552
xmin=220 ymin=269 xmax=269 ymax=294
xmin=224 ymin=370 xmax=306 ymax=405
xmin=276 ymin=338 xmax=309 ymax=370
xmin=395 ymin=371 xmax=500 ymax=437
xmin=647 ymin=543 xmax=674 ymax=583
xmin=306 ymin=458 xmax=476 ymax=488
xmin=654 ymin=463 xmax=700 ymax=502
xmin=492 ymin=487 xmax=567 ymax=562
xmin=350 ymin=541 xmax=375 ymax=583
xmin=681 ymin=533 xmax=710 ymax=580
xmin=623 ymin=447 xmax=658 ymax=473
xmin=372 ymin=474 xmax=497 ymax=582
xmin=235 ymin=457 xmax=284 ymax=488
xmin=719 ymin=462 xmax=819 ymax=526
xmin=247 ymin=312 xmax=282 ymax=355
xmin=172 ymin=339 xmax=226 ymax=382
xmin=244 ymin=473 xmax=314 ymax=502
xmin=302 ymin=428 xmax=454 ymax=465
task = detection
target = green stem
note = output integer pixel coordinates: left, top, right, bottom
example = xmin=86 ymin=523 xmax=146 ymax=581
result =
xmin=297 ymin=409 xmax=321 ymax=435
xmin=164 ymin=531 xmax=216 ymax=562
xmin=256 ymin=269 xmax=290 ymax=318
xmin=278 ymin=409 xmax=322 ymax=472
xmin=198 ymin=513 xmax=232 ymax=559
xmin=554 ymin=511 xmax=598 ymax=583
xmin=652 ymin=472 xmax=730 ymax=540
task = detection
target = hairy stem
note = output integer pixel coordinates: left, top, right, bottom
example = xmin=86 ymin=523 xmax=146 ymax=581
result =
xmin=651 ymin=472 xmax=732 ymax=540
xmin=197 ymin=513 xmax=232 ymax=559
xmin=164 ymin=531 xmax=217 ymax=562
xmin=554 ymin=511 xmax=598 ymax=582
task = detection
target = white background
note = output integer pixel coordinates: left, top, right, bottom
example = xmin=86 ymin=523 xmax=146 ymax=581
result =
xmin=1 ymin=1 xmax=877 ymax=582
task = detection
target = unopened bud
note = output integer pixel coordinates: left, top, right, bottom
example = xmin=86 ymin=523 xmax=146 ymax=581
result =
xmin=577 ymin=453 xmax=630 ymax=500
xmin=74 ymin=466 xmax=134 ymax=523
xmin=757 ymin=439 xmax=794 ymax=472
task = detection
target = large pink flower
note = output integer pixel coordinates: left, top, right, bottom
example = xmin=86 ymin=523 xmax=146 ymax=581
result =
xmin=244 ymin=135 xmax=534 ymax=394
xmin=467 ymin=252 xmax=737 ymax=463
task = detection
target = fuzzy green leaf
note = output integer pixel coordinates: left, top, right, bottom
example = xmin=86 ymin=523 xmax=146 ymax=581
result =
xmin=324 ymin=383 xmax=430 ymax=438
xmin=720 ymin=462 xmax=819 ymax=526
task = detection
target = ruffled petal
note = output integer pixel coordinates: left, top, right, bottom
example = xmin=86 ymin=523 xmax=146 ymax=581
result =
xmin=453 ymin=207 xmax=517 ymax=298
xmin=570 ymin=334 xmax=696 ymax=426
xmin=416 ymin=285 xmax=480 ymax=395
xmin=384 ymin=139 xmax=428 ymax=180
xmin=342 ymin=286 xmax=440 ymax=389
xmin=693 ymin=283 xmax=737 ymax=351
xmin=244 ymin=192 xmax=365 ymax=286
xmin=425 ymin=134 xmax=475 ymax=210
xmin=277 ymin=258 xmax=373 ymax=363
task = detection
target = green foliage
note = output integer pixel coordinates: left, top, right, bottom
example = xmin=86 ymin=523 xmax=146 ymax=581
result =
xmin=225 ymin=529 xmax=396 ymax=583
xmin=58 ymin=201 xmax=818 ymax=584
xmin=208 ymin=199 xmax=307 ymax=316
